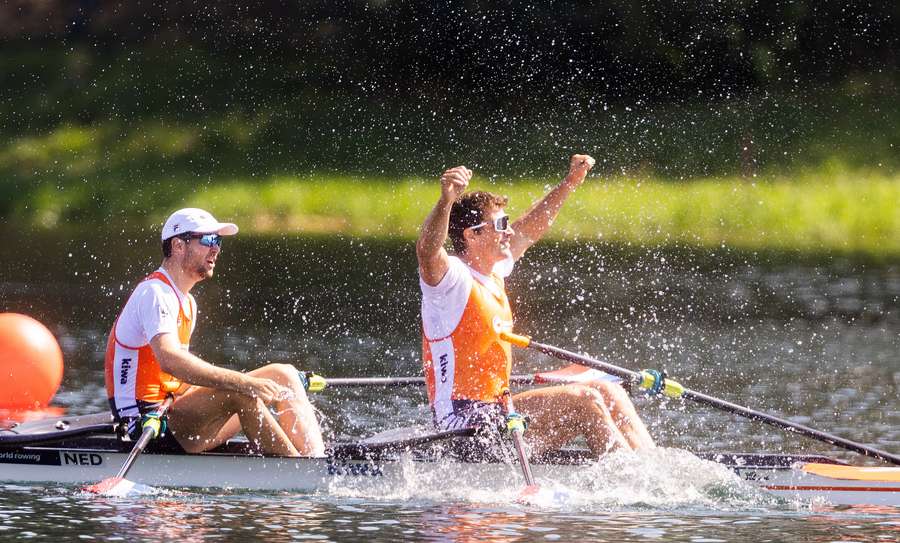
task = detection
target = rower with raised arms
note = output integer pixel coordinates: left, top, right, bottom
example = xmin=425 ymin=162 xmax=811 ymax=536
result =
xmin=416 ymin=155 xmax=655 ymax=456
xmin=104 ymin=208 xmax=325 ymax=457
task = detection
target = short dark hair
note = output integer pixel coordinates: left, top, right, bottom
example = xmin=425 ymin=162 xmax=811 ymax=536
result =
xmin=448 ymin=191 xmax=508 ymax=254
xmin=162 ymin=233 xmax=191 ymax=258
xmin=162 ymin=237 xmax=175 ymax=258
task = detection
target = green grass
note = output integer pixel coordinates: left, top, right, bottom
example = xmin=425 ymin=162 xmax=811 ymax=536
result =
xmin=149 ymin=167 xmax=900 ymax=258
xmin=3 ymin=123 xmax=896 ymax=258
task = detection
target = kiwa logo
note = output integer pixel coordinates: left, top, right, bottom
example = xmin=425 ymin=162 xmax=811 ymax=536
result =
xmin=119 ymin=357 xmax=132 ymax=385
xmin=438 ymin=354 xmax=449 ymax=383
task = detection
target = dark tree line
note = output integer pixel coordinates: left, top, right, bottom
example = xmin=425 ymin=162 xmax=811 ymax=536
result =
xmin=3 ymin=1 xmax=896 ymax=103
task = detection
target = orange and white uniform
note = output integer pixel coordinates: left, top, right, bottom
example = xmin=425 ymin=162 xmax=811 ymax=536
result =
xmin=105 ymin=268 xmax=194 ymax=427
xmin=421 ymin=256 xmax=515 ymax=429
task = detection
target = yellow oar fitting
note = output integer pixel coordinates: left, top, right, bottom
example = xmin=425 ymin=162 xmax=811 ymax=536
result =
xmin=638 ymin=369 xmax=684 ymax=399
xmin=141 ymin=415 xmax=163 ymax=439
xmin=500 ymin=331 xmax=532 ymax=348
xmin=297 ymin=371 xmax=327 ymax=393
xmin=663 ymin=379 xmax=685 ymax=399
xmin=161 ymin=380 xmax=182 ymax=393
xmin=306 ymin=373 xmax=327 ymax=393
xmin=506 ymin=412 xmax=527 ymax=434
xmin=638 ymin=371 xmax=655 ymax=391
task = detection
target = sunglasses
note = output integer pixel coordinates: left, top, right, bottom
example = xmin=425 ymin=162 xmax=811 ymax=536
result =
xmin=179 ymin=233 xmax=224 ymax=248
xmin=471 ymin=215 xmax=510 ymax=232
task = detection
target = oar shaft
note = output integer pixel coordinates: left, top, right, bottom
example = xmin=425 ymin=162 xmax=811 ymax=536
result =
xmin=682 ymin=389 xmax=900 ymax=465
xmin=115 ymin=396 xmax=174 ymax=480
xmin=325 ymin=377 xmax=425 ymax=387
xmin=518 ymin=336 xmax=900 ymax=466
xmin=501 ymin=390 xmax=536 ymax=487
xmin=321 ymin=375 xmax=537 ymax=387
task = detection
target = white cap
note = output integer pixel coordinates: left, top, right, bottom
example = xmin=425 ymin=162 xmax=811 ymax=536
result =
xmin=161 ymin=208 xmax=239 ymax=241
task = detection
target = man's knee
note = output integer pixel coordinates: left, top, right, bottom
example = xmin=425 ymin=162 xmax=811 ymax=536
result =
xmin=541 ymin=386 xmax=612 ymax=432
xmin=557 ymin=385 xmax=607 ymax=412
xmin=227 ymin=391 xmax=264 ymax=413
xmin=260 ymin=363 xmax=299 ymax=382
xmin=177 ymin=433 xmax=218 ymax=454
xmin=261 ymin=363 xmax=313 ymax=402
xmin=585 ymin=379 xmax=616 ymax=393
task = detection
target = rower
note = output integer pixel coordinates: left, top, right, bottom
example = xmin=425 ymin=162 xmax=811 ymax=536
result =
xmin=416 ymin=155 xmax=655 ymax=457
xmin=105 ymin=208 xmax=325 ymax=457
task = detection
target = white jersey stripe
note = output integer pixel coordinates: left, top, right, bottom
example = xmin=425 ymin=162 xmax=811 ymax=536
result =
xmin=112 ymin=343 xmax=140 ymax=418
xmin=428 ymin=337 xmax=456 ymax=423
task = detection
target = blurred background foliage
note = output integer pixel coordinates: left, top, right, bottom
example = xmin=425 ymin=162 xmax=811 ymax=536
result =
xmin=0 ymin=1 xmax=896 ymax=255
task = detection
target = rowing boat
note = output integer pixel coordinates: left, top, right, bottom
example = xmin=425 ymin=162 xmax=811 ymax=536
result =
xmin=1 ymin=412 xmax=898 ymax=506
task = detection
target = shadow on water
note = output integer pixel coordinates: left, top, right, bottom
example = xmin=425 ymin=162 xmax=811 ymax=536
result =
xmin=0 ymin=224 xmax=898 ymax=454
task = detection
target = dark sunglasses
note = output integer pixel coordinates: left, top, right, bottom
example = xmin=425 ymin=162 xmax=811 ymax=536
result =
xmin=470 ymin=215 xmax=510 ymax=232
xmin=179 ymin=233 xmax=223 ymax=248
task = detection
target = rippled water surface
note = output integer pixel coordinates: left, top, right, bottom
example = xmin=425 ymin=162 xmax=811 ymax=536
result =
xmin=1 ymin=228 xmax=898 ymax=540
xmin=3 ymin=483 xmax=899 ymax=542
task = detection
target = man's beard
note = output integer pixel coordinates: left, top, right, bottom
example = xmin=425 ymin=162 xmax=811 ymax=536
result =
xmin=195 ymin=264 xmax=214 ymax=279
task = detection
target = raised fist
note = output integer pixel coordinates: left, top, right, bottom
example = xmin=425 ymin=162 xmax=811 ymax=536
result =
xmin=567 ymin=154 xmax=596 ymax=182
xmin=439 ymin=165 xmax=473 ymax=201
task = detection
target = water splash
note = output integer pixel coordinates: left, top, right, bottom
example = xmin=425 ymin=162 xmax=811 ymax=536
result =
xmin=561 ymin=448 xmax=780 ymax=510
xmin=326 ymin=447 xmax=780 ymax=511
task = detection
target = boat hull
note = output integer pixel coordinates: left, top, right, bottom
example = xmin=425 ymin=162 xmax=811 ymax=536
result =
xmin=2 ymin=442 xmax=898 ymax=506
xmin=731 ymin=462 xmax=900 ymax=507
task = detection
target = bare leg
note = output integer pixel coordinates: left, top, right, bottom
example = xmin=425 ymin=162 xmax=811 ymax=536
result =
xmin=167 ymin=385 xmax=300 ymax=456
xmin=513 ymin=385 xmax=632 ymax=457
xmin=585 ymin=380 xmax=655 ymax=449
xmin=246 ymin=364 xmax=325 ymax=456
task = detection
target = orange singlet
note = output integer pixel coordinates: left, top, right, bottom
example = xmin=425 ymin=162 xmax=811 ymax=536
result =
xmin=422 ymin=258 xmax=513 ymax=427
xmin=105 ymin=270 xmax=192 ymax=421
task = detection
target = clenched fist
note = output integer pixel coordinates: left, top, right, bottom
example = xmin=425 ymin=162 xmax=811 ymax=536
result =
xmin=439 ymin=166 xmax=473 ymax=202
xmin=566 ymin=154 xmax=596 ymax=184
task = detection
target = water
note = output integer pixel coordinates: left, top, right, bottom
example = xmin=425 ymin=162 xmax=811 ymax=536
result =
xmin=3 ymin=483 xmax=899 ymax=541
xmin=1 ymin=226 xmax=898 ymax=539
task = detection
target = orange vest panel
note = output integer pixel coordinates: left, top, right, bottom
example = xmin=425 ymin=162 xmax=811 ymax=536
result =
xmin=105 ymin=271 xmax=190 ymax=409
xmin=423 ymin=271 xmax=513 ymax=404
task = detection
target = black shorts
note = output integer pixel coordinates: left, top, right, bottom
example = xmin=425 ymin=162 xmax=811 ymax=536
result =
xmin=433 ymin=399 xmax=505 ymax=431
xmin=124 ymin=422 xmax=185 ymax=454
xmin=113 ymin=399 xmax=186 ymax=454
xmin=432 ymin=400 xmax=516 ymax=463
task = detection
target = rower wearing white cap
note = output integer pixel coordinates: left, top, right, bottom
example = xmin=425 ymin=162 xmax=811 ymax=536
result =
xmin=104 ymin=208 xmax=325 ymax=457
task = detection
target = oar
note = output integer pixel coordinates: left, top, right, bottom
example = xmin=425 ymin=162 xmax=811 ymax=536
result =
xmin=500 ymin=331 xmax=900 ymax=466
xmin=499 ymin=388 xmax=541 ymax=500
xmin=300 ymin=374 xmax=540 ymax=389
xmin=84 ymin=395 xmax=175 ymax=495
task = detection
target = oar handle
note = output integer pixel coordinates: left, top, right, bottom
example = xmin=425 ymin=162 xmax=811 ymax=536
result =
xmin=501 ymin=331 xmax=532 ymax=348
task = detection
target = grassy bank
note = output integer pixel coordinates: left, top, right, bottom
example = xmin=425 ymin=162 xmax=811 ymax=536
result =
xmin=7 ymin=139 xmax=897 ymax=259
xmin=123 ymin=167 xmax=898 ymax=259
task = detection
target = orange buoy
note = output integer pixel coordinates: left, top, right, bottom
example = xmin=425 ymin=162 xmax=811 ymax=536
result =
xmin=0 ymin=313 xmax=64 ymax=409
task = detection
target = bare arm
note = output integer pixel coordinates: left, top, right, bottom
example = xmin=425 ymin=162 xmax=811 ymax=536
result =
xmin=509 ymin=154 xmax=595 ymax=260
xmin=415 ymin=166 xmax=472 ymax=286
xmin=151 ymin=333 xmax=285 ymax=402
